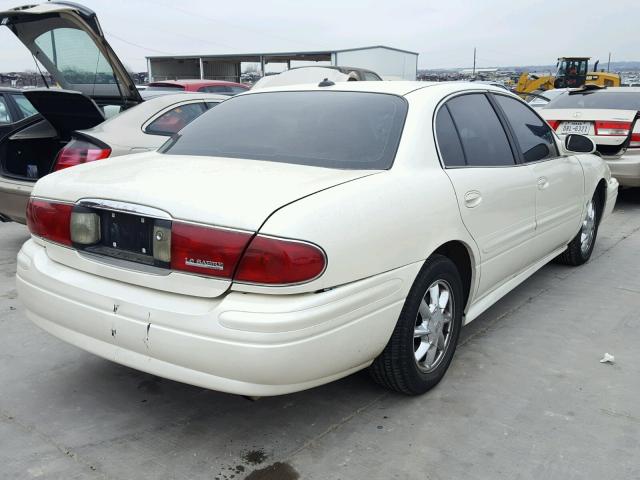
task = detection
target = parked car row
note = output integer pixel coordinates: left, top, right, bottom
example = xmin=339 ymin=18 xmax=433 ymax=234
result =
xmin=1 ymin=1 xmax=632 ymax=399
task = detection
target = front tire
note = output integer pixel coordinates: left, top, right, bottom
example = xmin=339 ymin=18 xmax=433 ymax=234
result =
xmin=370 ymin=254 xmax=463 ymax=395
xmin=557 ymin=192 xmax=601 ymax=266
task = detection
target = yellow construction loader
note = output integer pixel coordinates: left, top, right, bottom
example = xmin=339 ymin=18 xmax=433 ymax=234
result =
xmin=516 ymin=57 xmax=620 ymax=94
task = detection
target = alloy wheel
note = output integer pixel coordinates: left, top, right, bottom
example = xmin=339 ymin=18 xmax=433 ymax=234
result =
xmin=413 ymin=280 xmax=455 ymax=373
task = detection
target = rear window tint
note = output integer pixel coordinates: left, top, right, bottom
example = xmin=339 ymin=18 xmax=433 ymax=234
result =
xmin=146 ymin=85 xmax=186 ymax=92
xmin=546 ymin=91 xmax=640 ymax=110
xmin=161 ymin=91 xmax=408 ymax=170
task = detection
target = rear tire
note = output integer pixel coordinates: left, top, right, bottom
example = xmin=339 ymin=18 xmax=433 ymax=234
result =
xmin=370 ymin=254 xmax=463 ymax=395
xmin=557 ymin=192 xmax=602 ymax=266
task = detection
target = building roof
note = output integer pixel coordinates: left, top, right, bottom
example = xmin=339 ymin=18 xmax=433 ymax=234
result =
xmin=146 ymin=45 xmax=419 ymax=61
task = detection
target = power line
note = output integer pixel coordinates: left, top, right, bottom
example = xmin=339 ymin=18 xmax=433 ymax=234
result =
xmin=105 ymin=31 xmax=173 ymax=55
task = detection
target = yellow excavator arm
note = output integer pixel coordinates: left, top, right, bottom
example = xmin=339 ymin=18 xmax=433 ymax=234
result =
xmin=516 ymin=73 xmax=555 ymax=94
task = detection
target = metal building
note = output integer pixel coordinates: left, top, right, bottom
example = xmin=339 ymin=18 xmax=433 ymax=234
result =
xmin=146 ymin=45 xmax=418 ymax=82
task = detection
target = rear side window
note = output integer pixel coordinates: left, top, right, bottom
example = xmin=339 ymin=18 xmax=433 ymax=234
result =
xmin=161 ymin=91 xmax=408 ymax=170
xmin=435 ymin=106 xmax=465 ymax=167
xmin=146 ymin=103 xmax=207 ymax=136
xmin=0 ymin=97 xmax=11 ymax=124
xmin=11 ymin=94 xmax=38 ymax=119
xmin=494 ymin=94 xmax=558 ymax=163
xmin=446 ymin=94 xmax=515 ymax=167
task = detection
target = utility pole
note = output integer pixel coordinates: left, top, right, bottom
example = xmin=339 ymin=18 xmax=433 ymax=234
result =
xmin=472 ymin=47 xmax=476 ymax=77
xmin=607 ymin=52 xmax=611 ymax=72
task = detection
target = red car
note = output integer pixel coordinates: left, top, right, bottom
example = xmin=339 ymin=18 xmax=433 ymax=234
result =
xmin=143 ymin=80 xmax=249 ymax=98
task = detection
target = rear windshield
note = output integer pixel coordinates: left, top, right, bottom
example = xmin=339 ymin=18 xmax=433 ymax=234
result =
xmin=545 ymin=91 xmax=640 ymax=110
xmin=146 ymin=85 xmax=186 ymax=92
xmin=160 ymin=91 xmax=408 ymax=169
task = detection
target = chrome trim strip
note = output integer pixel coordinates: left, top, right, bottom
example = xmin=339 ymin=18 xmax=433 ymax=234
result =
xmin=76 ymin=198 xmax=172 ymax=220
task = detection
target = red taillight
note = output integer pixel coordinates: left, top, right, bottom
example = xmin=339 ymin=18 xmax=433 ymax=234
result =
xmin=594 ymin=121 xmax=631 ymax=136
xmin=235 ymin=235 xmax=326 ymax=285
xmin=630 ymin=132 xmax=640 ymax=148
xmin=170 ymin=222 xmax=252 ymax=278
xmin=54 ymin=139 xmax=111 ymax=172
xmin=26 ymin=199 xmax=73 ymax=246
xmin=546 ymin=120 xmax=560 ymax=130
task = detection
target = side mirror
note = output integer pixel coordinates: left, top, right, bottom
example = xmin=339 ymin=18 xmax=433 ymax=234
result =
xmin=565 ymin=134 xmax=596 ymax=154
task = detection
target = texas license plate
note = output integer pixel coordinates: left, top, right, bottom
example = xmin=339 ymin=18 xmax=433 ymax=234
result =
xmin=559 ymin=121 xmax=591 ymax=135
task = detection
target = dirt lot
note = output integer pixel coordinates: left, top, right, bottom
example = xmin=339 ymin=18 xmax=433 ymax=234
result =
xmin=1 ymin=190 xmax=640 ymax=480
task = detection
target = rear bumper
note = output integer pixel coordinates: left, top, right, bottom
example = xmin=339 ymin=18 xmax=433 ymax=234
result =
xmin=0 ymin=177 xmax=32 ymax=223
xmin=16 ymin=239 xmax=418 ymax=396
xmin=604 ymin=151 xmax=640 ymax=188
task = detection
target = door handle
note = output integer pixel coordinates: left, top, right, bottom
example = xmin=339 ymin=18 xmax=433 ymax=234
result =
xmin=537 ymin=177 xmax=549 ymax=190
xmin=464 ymin=190 xmax=482 ymax=208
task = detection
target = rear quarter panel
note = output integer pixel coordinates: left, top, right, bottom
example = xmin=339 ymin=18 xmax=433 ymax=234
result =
xmin=249 ymin=168 xmax=476 ymax=295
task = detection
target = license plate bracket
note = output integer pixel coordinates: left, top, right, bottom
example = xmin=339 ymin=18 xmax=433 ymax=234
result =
xmin=79 ymin=209 xmax=171 ymax=268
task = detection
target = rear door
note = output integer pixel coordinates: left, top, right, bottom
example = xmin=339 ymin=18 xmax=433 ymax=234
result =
xmin=0 ymin=3 xmax=142 ymax=107
xmin=493 ymin=93 xmax=584 ymax=255
xmin=437 ymin=92 xmax=538 ymax=300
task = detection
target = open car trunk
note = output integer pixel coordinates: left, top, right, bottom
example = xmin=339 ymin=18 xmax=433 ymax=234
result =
xmin=0 ymin=2 xmax=143 ymax=182
xmin=0 ymin=89 xmax=106 ymax=181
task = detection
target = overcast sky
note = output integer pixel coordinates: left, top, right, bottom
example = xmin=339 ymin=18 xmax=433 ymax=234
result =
xmin=0 ymin=0 xmax=638 ymax=72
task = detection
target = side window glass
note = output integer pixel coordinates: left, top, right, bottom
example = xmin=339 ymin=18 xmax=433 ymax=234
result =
xmin=146 ymin=103 xmax=207 ymax=135
xmin=11 ymin=94 xmax=38 ymax=119
xmin=435 ymin=106 xmax=465 ymax=167
xmin=446 ymin=94 xmax=515 ymax=167
xmin=0 ymin=97 xmax=11 ymax=124
xmin=494 ymin=94 xmax=558 ymax=162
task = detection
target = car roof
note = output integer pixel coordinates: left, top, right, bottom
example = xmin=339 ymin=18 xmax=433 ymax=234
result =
xmin=0 ymin=87 xmax=24 ymax=93
xmin=569 ymin=87 xmax=640 ymax=94
xmin=242 ymin=81 xmax=509 ymax=97
xmin=148 ymin=80 xmax=247 ymax=87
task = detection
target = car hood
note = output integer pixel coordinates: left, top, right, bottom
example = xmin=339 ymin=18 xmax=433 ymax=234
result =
xmin=0 ymin=2 xmax=142 ymax=106
xmin=31 ymin=152 xmax=380 ymax=230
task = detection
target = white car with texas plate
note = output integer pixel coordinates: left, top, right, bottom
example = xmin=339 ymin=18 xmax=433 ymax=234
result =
xmin=540 ymin=87 xmax=640 ymax=187
xmin=17 ymin=81 xmax=618 ymax=397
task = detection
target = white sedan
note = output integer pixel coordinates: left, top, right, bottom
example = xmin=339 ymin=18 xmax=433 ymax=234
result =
xmin=17 ymin=82 xmax=618 ymax=396
xmin=540 ymin=87 xmax=640 ymax=187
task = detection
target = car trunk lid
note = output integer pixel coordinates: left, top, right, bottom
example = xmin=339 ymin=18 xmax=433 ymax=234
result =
xmin=0 ymin=2 xmax=142 ymax=106
xmin=31 ymin=153 xmax=378 ymax=296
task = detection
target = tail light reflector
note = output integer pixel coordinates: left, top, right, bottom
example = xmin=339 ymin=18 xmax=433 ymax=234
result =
xmin=235 ymin=235 xmax=326 ymax=285
xmin=170 ymin=222 xmax=252 ymax=278
xmin=630 ymin=132 xmax=640 ymax=148
xmin=54 ymin=139 xmax=111 ymax=172
xmin=594 ymin=121 xmax=631 ymax=136
xmin=546 ymin=120 xmax=560 ymax=130
xmin=26 ymin=199 xmax=73 ymax=246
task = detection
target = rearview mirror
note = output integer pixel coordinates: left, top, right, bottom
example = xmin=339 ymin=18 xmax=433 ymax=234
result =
xmin=564 ymin=134 xmax=596 ymax=154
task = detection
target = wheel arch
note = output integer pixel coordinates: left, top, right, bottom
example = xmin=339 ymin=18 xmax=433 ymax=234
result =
xmin=432 ymin=240 xmax=475 ymax=310
xmin=594 ymin=178 xmax=607 ymax=221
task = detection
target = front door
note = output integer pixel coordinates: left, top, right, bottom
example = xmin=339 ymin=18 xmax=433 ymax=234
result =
xmin=491 ymin=93 xmax=585 ymax=257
